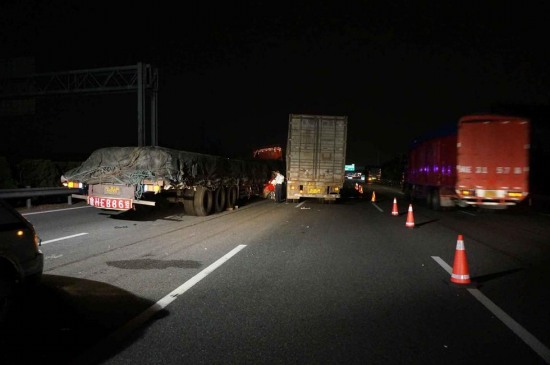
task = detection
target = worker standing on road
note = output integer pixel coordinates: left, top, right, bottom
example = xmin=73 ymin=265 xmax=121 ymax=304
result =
xmin=273 ymin=170 xmax=285 ymax=203
xmin=264 ymin=171 xmax=276 ymax=200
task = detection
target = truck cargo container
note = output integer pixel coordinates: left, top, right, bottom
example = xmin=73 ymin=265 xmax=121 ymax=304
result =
xmin=286 ymin=114 xmax=347 ymax=202
xmin=404 ymin=114 xmax=530 ymax=209
xmin=61 ymin=146 xmax=277 ymax=216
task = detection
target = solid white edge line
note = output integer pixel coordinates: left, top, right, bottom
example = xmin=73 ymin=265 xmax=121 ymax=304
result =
xmin=431 ymin=256 xmax=550 ymax=364
xmin=22 ymin=205 xmax=92 ymax=216
xmin=371 ymin=202 xmax=384 ymax=212
xmin=41 ymin=233 xmax=88 ymax=245
xmin=466 ymin=288 xmax=550 ymax=363
xmin=432 ymin=256 xmax=453 ymax=274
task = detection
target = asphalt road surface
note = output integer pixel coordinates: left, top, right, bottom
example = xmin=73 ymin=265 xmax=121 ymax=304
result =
xmin=2 ymin=184 xmax=549 ymax=364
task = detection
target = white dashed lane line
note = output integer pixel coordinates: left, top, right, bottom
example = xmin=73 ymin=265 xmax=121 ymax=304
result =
xmin=432 ymin=256 xmax=550 ymax=364
xmin=40 ymin=233 xmax=88 ymax=245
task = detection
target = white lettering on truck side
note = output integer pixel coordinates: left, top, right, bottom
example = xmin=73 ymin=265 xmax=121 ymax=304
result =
xmin=496 ymin=167 xmax=511 ymax=174
xmin=457 ymin=165 xmax=471 ymax=173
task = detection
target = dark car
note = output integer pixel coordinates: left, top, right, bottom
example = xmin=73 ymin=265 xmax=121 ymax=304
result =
xmin=0 ymin=199 xmax=44 ymax=323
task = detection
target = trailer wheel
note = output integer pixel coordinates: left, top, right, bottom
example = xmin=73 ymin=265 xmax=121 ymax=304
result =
xmin=403 ymin=184 xmax=411 ymax=200
xmin=426 ymin=190 xmax=432 ymax=208
xmin=194 ymin=186 xmax=213 ymax=216
xmin=431 ymin=189 xmax=441 ymax=210
xmin=226 ymin=186 xmax=238 ymax=209
xmin=183 ymin=189 xmax=196 ymax=216
xmin=213 ymin=186 xmax=226 ymax=213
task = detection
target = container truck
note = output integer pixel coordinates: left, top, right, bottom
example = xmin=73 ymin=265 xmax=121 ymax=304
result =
xmin=61 ymin=146 xmax=277 ymax=216
xmin=285 ymin=114 xmax=347 ymax=202
xmin=404 ymin=114 xmax=530 ymax=209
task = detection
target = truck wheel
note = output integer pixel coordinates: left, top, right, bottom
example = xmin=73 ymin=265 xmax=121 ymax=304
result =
xmin=426 ymin=190 xmax=432 ymax=208
xmin=403 ymin=184 xmax=411 ymax=199
xmin=194 ymin=186 xmax=213 ymax=216
xmin=213 ymin=186 xmax=226 ymax=213
xmin=431 ymin=189 xmax=441 ymax=210
xmin=226 ymin=186 xmax=238 ymax=209
xmin=183 ymin=189 xmax=196 ymax=216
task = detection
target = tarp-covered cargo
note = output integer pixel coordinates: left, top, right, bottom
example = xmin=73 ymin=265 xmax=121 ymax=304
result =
xmin=62 ymin=146 xmax=273 ymax=188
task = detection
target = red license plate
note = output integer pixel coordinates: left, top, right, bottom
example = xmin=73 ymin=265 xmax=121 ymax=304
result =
xmin=88 ymin=196 xmax=132 ymax=210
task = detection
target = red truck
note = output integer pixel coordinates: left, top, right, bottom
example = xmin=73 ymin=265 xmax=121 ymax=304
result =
xmin=404 ymin=114 xmax=530 ymax=209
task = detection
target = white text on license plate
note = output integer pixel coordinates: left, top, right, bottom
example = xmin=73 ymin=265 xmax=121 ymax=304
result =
xmin=88 ymin=196 xmax=132 ymax=210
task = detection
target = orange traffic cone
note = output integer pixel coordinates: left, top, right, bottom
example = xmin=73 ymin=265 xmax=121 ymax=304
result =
xmin=371 ymin=191 xmax=376 ymax=202
xmin=392 ymin=197 xmax=399 ymax=216
xmin=405 ymin=204 xmax=415 ymax=227
xmin=450 ymin=234 xmax=471 ymax=284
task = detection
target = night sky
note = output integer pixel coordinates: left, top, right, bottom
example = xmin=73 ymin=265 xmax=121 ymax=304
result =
xmin=1 ymin=2 xmax=549 ymax=166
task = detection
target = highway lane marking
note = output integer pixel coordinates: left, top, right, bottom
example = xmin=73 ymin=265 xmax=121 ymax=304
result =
xmin=295 ymin=201 xmax=307 ymax=208
xmin=41 ymin=233 xmax=89 ymax=245
xmin=371 ymin=202 xmax=384 ymax=212
xmin=22 ymin=205 xmax=92 ymax=216
xmin=432 ymin=256 xmax=550 ymax=364
xmin=74 ymin=244 xmax=247 ymax=363
xmin=458 ymin=210 xmax=477 ymax=216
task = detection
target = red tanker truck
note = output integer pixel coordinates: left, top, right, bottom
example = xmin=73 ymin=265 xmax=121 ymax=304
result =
xmin=404 ymin=114 xmax=530 ymax=209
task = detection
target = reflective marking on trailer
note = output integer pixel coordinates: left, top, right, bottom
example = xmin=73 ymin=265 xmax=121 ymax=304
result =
xmin=432 ymin=256 xmax=550 ymax=364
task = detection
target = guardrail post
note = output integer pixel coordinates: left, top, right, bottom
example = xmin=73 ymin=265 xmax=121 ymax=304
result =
xmin=26 ymin=186 xmax=32 ymax=208
xmin=68 ymin=195 xmax=73 ymax=205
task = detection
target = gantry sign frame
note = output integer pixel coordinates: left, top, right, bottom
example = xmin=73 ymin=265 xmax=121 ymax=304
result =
xmin=0 ymin=62 xmax=158 ymax=146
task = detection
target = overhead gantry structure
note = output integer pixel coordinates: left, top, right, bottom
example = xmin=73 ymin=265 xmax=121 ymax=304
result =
xmin=0 ymin=62 xmax=159 ymax=146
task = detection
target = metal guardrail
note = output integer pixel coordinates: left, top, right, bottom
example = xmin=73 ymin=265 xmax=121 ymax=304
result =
xmin=0 ymin=187 xmax=81 ymax=208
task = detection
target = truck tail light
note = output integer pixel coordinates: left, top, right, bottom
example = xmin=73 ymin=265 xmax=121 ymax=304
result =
xmin=143 ymin=184 xmax=161 ymax=193
xmin=507 ymin=192 xmax=523 ymax=198
xmin=65 ymin=180 xmax=83 ymax=189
